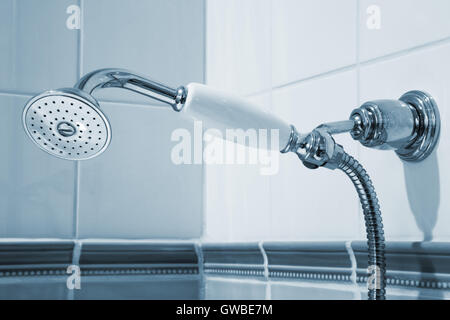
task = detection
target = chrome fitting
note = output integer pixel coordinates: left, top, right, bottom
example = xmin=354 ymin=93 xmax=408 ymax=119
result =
xmin=282 ymin=125 xmax=346 ymax=170
xmin=350 ymin=90 xmax=440 ymax=162
xmin=173 ymin=86 xmax=188 ymax=112
xmin=76 ymin=68 xmax=188 ymax=112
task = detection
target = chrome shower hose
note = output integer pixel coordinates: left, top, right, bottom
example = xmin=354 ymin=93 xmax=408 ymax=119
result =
xmin=338 ymin=152 xmax=386 ymax=300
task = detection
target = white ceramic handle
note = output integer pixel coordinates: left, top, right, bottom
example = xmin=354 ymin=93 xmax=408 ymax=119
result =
xmin=182 ymin=83 xmax=292 ymax=151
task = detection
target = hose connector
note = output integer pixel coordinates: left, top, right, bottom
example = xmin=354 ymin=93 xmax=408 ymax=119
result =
xmin=282 ymin=123 xmax=349 ymax=170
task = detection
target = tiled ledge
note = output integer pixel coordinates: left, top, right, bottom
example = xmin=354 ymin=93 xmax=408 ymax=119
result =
xmin=79 ymin=241 xmax=199 ymax=277
xmin=352 ymin=241 xmax=450 ymax=290
xmin=0 ymin=241 xmax=74 ymax=277
xmin=263 ymin=242 xmax=353 ymax=283
xmin=1 ymin=240 xmax=450 ymax=292
xmin=202 ymin=243 xmax=265 ymax=279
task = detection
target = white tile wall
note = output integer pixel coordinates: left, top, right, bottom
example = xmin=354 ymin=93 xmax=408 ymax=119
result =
xmin=270 ymin=71 xmax=361 ymax=241
xmin=359 ymin=43 xmax=450 ymax=241
xmin=271 ymin=0 xmax=357 ymax=87
xmin=77 ymin=102 xmax=203 ymax=239
xmin=206 ymin=0 xmax=272 ymax=96
xmin=205 ymin=278 xmax=267 ymax=299
xmin=359 ymin=0 xmax=450 ymax=61
xmin=2 ymin=0 xmax=450 ymax=244
xmin=0 ymin=94 xmax=75 ymax=238
xmin=204 ymin=144 xmax=273 ymax=241
xmin=203 ymin=94 xmax=273 ymax=241
xmin=270 ymin=282 xmax=355 ymax=300
xmin=83 ymin=0 xmax=205 ymax=104
xmin=205 ymin=0 xmax=450 ymax=243
xmin=0 ymin=0 xmax=205 ymax=239
xmin=0 ymin=0 xmax=78 ymax=93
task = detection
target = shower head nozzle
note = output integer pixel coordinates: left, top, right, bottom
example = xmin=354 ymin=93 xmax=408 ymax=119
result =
xmin=22 ymin=88 xmax=111 ymax=161
xmin=22 ymin=68 xmax=294 ymax=161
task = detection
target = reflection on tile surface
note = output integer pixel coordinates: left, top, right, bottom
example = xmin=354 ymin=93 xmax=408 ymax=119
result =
xmin=359 ymin=43 xmax=450 ymax=241
xmin=74 ymin=276 xmax=200 ymax=300
xmin=77 ymin=102 xmax=203 ymax=238
xmin=0 ymin=0 xmax=78 ymax=93
xmin=206 ymin=0 xmax=271 ymax=95
xmin=83 ymin=0 xmax=204 ymax=104
xmin=205 ymin=278 xmax=266 ymax=300
xmin=0 ymin=277 xmax=68 ymax=300
xmin=80 ymin=241 xmax=198 ymax=265
xmin=272 ymin=0 xmax=356 ymax=86
xmin=271 ymin=282 xmax=355 ymax=300
xmin=359 ymin=0 xmax=450 ymax=61
xmin=271 ymin=71 xmax=360 ymax=241
xmin=0 ymin=94 xmax=75 ymax=238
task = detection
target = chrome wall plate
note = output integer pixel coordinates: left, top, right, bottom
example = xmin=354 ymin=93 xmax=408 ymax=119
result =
xmin=397 ymin=90 xmax=441 ymax=162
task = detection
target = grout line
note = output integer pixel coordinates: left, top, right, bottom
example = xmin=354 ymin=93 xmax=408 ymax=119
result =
xmin=0 ymin=91 xmax=175 ymax=108
xmin=258 ymin=241 xmax=269 ymax=280
xmin=359 ymin=35 xmax=450 ymax=67
xmin=0 ymin=238 xmax=76 ymax=243
xmin=355 ymin=0 xmax=364 ymax=238
xmin=0 ymin=238 xmax=202 ymax=243
xmin=77 ymin=0 xmax=85 ymax=79
xmin=245 ymin=35 xmax=450 ymax=100
xmin=200 ymin=0 xmax=208 ymax=239
xmin=194 ymin=241 xmax=205 ymax=300
xmin=0 ymin=90 xmax=35 ymax=97
xmin=11 ymin=0 xmax=17 ymax=88
xmin=205 ymin=276 xmax=268 ymax=285
xmin=201 ymin=0 xmax=207 ymax=239
xmin=72 ymin=0 xmax=85 ymax=240
xmin=72 ymin=161 xmax=80 ymax=239
xmin=203 ymin=0 xmax=207 ymax=85
xmin=267 ymin=0 xmax=274 ymax=246
xmin=201 ymin=162 xmax=207 ymax=240
xmin=258 ymin=241 xmax=271 ymax=300
xmin=345 ymin=240 xmax=362 ymax=300
xmin=67 ymin=240 xmax=82 ymax=300
xmin=261 ymin=64 xmax=358 ymax=94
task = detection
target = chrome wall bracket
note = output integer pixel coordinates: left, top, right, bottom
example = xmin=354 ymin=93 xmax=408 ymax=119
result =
xmin=350 ymin=90 xmax=440 ymax=162
xmin=396 ymin=91 xmax=440 ymax=161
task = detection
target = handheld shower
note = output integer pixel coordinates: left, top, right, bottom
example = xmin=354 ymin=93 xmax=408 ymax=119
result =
xmin=22 ymin=69 xmax=292 ymax=160
xmin=22 ymin=68 xmax=441 ymax=300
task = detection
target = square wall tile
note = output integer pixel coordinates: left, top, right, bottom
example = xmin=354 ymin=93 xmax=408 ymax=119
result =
xmin=205 ymin=278 xmax=266 ymax=299
xmin=359 ymin=0 xmax=450 ymax=61
xmin=271 ymin=0 xmax=357 ymax=87
xmin=0 ymin=94 xmax=75 ymax=238
xmin=270 ymin=70 xmax=361 ymax=240
xmin=77 ymin=102 xmax=203 ymax=239
xmin=206 ymin=0 xmax=271 ymax=96
xmin=204 ymin=94 xmax=273 ymax=241
xmin=0 ymin=0 xmax=78 ymax=93
xmin=359 ymin=43 xmax=450 ymax=241
xmin=205 ymin=158 xmax=272 ymax=241
xmin=83 ymin=0 xmax=205 ymax=104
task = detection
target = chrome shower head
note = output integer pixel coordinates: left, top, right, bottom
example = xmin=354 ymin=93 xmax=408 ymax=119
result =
xmin=22 ymin=88 xmax=111 ymax=160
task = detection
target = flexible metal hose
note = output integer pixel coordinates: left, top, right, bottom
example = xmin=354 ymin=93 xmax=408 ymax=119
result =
xmin=337 ymin=152 xmax=386 ymax=300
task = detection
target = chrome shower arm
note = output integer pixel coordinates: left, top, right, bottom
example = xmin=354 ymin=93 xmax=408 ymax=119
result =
xmin=316 ymin=119 xmax=356 ymax=135
xmin=75 ymin=68 xmax=187 ymax=111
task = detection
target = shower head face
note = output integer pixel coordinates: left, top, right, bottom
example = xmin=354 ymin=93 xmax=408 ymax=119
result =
xmin=22 ymin=88 xmax=111 ymax=161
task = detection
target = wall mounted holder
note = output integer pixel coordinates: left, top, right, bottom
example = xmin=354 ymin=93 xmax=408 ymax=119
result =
xmin=281 ymin=90 xmax=440 ymax=300
xmin=350 ymin=91 xmax=440 ymax=162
